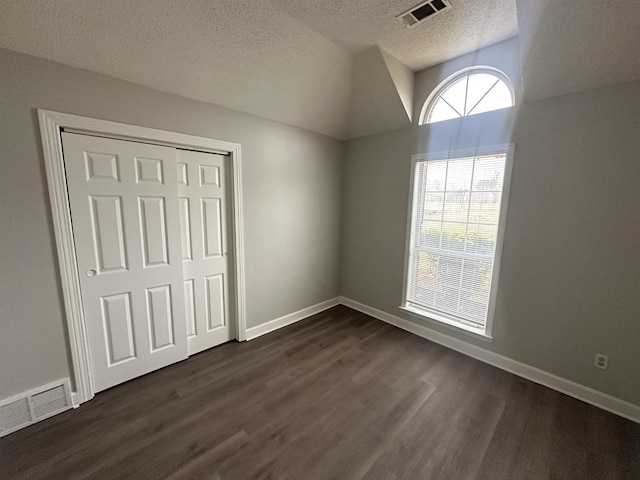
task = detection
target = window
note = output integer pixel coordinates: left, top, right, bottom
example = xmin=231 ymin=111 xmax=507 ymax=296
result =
xmin=402 ymin=146 xmax=512 ymax=337
xmin=421 ymin=68 xmax=514 ymax=124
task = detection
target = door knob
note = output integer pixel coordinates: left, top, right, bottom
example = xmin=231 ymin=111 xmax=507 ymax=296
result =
xmin=86 ymin=269 xmax=97 ymax=277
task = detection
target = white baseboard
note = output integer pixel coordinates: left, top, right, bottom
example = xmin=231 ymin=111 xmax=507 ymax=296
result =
xmin=245 ymin=297 xmax=341 ymax=341
xmin=339 ymin=296 xmax=640 ymax=424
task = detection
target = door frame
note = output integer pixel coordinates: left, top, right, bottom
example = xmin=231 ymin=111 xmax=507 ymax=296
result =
xmin=39 ymin=109 xmax=247 ymax=406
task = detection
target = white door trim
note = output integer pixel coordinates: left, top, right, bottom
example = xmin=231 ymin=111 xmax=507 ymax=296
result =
xmin=38 ymin=109 xmax=247 ymax=405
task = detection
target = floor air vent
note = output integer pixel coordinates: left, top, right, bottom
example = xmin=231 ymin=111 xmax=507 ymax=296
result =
xmin=398 ymin=0 xmax=452 ymax=28
xmin=0 ymin=379 xmax=72 ymax=437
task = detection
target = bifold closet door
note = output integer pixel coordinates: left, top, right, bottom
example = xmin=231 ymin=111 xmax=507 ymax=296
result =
xmin=62 ymin=133 xmax=187 ymax=392
xmin=177 ymin=149 xmax=233 ymax=355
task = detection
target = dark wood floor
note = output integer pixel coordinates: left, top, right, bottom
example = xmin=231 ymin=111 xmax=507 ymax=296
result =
xmin=2 ymin=306 xmax=639 ymax=479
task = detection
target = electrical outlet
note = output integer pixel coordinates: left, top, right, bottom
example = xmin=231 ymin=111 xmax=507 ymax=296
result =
xmin=594 ymin=353 xmax=608 ymax=370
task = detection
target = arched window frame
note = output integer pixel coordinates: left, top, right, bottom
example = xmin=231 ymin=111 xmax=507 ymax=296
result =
xmin=419 ymin=66 xmax=515 ymax=125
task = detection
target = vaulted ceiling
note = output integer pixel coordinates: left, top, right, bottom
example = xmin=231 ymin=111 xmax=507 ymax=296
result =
xmin=0 ymin=0 xmax=516 ymax=139
xmin=1 ymin=1 xmax=638 ymax=139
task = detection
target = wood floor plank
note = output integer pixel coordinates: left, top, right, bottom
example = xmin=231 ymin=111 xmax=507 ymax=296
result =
xmin=475 ymin=378 xmax=535 ymax=479
xmin=1 ymin=305 xmax=639 ymax=479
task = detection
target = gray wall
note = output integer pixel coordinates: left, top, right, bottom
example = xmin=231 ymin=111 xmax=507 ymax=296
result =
xmin=4 ymin=36 xmax=640 ymax=411
xmin=0 ymin=48 xmax=342 ymax=399
xmin=341 ymin=38 xmax=640 ymax=406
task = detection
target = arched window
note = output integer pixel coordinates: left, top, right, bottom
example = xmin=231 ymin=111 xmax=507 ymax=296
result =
xmin=421 ymin=67 xmax=514 ymax=125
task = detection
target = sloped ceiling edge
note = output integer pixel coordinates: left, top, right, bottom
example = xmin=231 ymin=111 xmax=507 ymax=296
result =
xmin=346 ymin=46 xmax=413 ymax=140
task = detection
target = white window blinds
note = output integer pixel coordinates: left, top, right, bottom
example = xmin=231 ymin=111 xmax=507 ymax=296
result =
xmin=405 ymin=153 xmax=507 ymax=329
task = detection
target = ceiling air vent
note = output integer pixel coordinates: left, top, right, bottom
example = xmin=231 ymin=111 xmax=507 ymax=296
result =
xmin=398 ymin=0 xmax=452 ymax=28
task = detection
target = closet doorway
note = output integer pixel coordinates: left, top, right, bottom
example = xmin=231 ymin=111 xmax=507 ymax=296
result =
xmin=40 ymin=111 xmax=246 ymax=404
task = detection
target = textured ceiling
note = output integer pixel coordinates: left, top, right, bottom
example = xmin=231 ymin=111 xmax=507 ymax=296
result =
xmin=0 ymin=0 xmax=353 ymax=138
xmin=275 ymin=0 xmax=519 ymax=71
xmin=517 ymin=0 xmax=640 ymax=102
xmin=0 ymin=0 xmax=518 ymax=138
xmin=4 ymin=1 xmax=639 ymax=137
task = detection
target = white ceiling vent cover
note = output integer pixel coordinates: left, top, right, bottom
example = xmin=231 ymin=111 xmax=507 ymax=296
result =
xmin=0 ymin=379 xmax=72 ymax=437
xmin=397 ymin=0 xmax=453 ymax=28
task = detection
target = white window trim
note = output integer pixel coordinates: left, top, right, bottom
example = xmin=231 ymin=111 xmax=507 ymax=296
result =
xmin=419 ymin=66 xmax=515 ymax=126
xmin=400 ymin=144 xmax=514 ymax=340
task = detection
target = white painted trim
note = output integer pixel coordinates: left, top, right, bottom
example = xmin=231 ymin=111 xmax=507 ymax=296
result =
xmin=402 ymin=144 xmax=514 ymax=339
xmin=38 ymin=110 xmax=247 ymax=404
xmin=340 ymin=297 xmax=640 ymax=424
xmin=399 ymin=305 xmax=493 ymax=341
xmin=419 ymin=66 xmax=516 ymax=126
xmin=39 ymin=113 xmax=94 ymax=404
xmin=246 ymin=298 xmax=341 ymax=340
xmin=229 ymin=143 xmax=247 ymax=342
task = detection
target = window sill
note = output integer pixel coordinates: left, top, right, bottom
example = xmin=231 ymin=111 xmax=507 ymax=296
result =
xmin=399 ymin=305 xmax=494 ymax=342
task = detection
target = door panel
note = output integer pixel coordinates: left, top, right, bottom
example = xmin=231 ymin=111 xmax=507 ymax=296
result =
xmin=146 ymin=284 xmax=176 ymax=350
xmin=62 ymin=133 xmax=187 ymax=392
xmin=177 ymin=149 xmax=232 ymax=355
xmin=178 ymin=198 xmax=193 ymax=261
xmin=202 ymin=198 xmax=223 ymax=257
xmin=138 ymin=196 xmax=169 ymax=267
xmin=89 ymin=195 xmax=127 ymax=272
xmin=205 ymin=274 xmax=226 ymax=330
xmin=184 ymin=279 xmax=197 ymax=338
xmin=85 ymin=152 xmax=120 ymax=181
xmin=101 ymin=292 xmax=135 ymax=365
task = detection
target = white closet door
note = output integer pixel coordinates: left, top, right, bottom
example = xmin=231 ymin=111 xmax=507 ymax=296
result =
xmin=177 ymin=149 xmax=233 ymax=355
xmin=62 ymin=133 xmax=187 ymax=392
